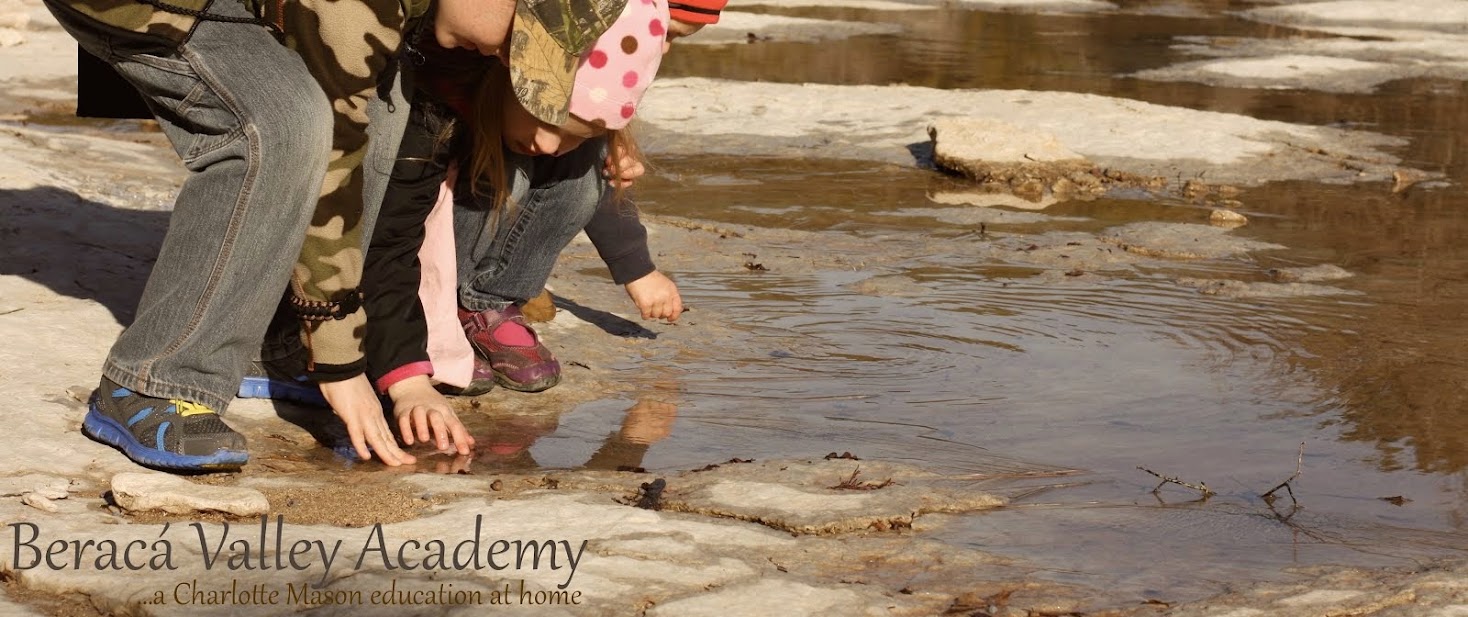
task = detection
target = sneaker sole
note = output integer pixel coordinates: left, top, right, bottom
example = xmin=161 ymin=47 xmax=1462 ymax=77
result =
xmin=82 ymin=405 xmax=248 ymax=472
xmin=238 ymin=376 xmax=328 ymax=407
xmin=495 ymin=372 xmax=561 ymax=393
xmin=438 ymin=379 xmax=496 ymax=397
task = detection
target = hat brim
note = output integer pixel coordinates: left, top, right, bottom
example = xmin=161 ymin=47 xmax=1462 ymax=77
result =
xmin=508 ymin=2 xmax=579 ymax=126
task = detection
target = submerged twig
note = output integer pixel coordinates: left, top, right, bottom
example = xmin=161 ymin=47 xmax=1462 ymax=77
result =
xmin=1136 ymin=466 xmax=1215 ymax=498
xmin=830 ymin=466 xmax=894 ymax=491
xmin=1261 ymin=441 xmax=1305 ymax=507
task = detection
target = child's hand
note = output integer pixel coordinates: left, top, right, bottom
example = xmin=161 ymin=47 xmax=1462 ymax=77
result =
xmin=320 ymin=374 xmax=417 ymax=466
xmin=667 ymin=19 xmax=706 ymax=42
xmin=604 ymin=142 xmax=646 ymax=189
xmin=624 ymin=270 xmax=683 ymax=322
xmin=387 ymin=375 xmax=476 ymax=455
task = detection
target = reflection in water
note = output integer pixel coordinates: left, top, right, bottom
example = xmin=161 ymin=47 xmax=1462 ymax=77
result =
xmin=1244 ymin=182 xmax=1468 ymax=476
xmin=425 ymin=399 xmax=681 ymax=474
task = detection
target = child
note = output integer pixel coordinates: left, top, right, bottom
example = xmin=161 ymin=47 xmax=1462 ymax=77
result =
xmin=241 ymin=0 xmax=718 ymax=437
xmin=443 ymin=0 xmax=728 ymax=395
xmin=62 ymin=0 xmax=628 ymax=472
xmin=355 ymin=0 xmax=674 ymax=424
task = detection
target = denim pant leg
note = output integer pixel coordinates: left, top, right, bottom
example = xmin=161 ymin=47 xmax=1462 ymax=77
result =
xmin=50 ymin=2 xmax=337 ymax=411
xmin=454 ymin=138 xmax=609 ymax=311
xmin=256 ymin=67 xmax=409 ymax=363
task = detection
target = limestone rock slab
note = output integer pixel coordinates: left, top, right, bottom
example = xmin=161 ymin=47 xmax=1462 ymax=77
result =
xmin=110 ymin=472 xmax=270 ymax=516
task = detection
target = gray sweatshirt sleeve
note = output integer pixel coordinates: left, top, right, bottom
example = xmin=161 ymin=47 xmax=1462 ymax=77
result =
xmin=584 ymin=195 xmax=657 ymax=285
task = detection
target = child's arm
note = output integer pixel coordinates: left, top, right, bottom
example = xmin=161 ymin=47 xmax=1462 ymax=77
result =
xmin=277 ymin=0 xmax=405 ymax=379
xmin=361 ymin=102 xmax=474 ymax=455
xmin=582 ymin=193 xmax=684 ymax=322
xmin=271 ymin=0 xmax=410 ymax=465
xmin=363 ymin=106 xmax=446 ymax=395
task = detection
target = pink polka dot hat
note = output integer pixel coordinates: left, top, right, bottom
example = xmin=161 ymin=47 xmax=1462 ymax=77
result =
xmin=568 ymin=0 xmax=671 ymax=130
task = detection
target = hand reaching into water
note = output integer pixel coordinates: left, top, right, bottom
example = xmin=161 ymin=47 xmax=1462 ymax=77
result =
xmin=387 ymin=375 xmax=475 ymax=455
xmin=624 ymin=270 xmax=683 ymax=322
xmin=319 ymin=374 xmax=416 ymax=466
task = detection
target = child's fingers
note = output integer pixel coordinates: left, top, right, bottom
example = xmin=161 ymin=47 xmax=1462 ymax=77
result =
xmin=366 ymin=429 xmax=398 ymax=465
xmin=415 ymin=408 xmax=433 ymax=444
xmin=367 ymin=420 xmax=414 ymax=466
xmin=367 ymin=420 xmax=404 ymax=465
xmin=449 ymin=419 xmax=474 ymax=455
xmin=652 ymin=298 xmax=676 ymax=321
xmin=428 ymin=412 xmax=450 ymax=451
xmin=398 ymin=413 xmax=416 ymax=446
xmin=347 ymin=423 xmax=372 ymax=461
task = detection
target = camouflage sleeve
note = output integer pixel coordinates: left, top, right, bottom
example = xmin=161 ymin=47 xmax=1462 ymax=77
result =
xmin=279 ymin=0 xmax=405 ymax=379
xmin=56 ymin=0 xmax=203 ymax=52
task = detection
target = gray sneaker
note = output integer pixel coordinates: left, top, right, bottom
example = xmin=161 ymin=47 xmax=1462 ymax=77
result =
xmin=84 ymin=377 xmax=248 ymax=472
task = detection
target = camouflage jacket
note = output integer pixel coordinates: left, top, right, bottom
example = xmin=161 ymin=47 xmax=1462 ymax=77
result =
xmin=53 ymin=0 xmax=430 ymax=379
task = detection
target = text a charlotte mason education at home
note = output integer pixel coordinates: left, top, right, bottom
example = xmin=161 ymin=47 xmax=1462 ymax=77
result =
xmin=167 ymin=578 xmax=581 ymax=606
xmin=8 ymin=515 xmax=587 ymax=598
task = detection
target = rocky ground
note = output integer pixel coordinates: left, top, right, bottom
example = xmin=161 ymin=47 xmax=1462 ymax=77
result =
xmin=1 ymin=0 xmax=1467 ymax=614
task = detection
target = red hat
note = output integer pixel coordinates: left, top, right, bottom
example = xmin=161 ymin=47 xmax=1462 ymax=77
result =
xmin=668 ymin=0 xmax=726 ymax=24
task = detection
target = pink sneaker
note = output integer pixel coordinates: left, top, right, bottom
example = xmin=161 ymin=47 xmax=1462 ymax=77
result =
xmin=458 ymin=305 xmax=561 ymax=392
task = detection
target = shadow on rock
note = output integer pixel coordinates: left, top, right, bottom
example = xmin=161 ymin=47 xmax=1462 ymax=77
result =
xmin=551 ymin=293 xmax=657 ymax=339
xmin=0 ymin=185 xmax=167 ymax=324
xmin=905 ymin=140 xmax=935 ymax=169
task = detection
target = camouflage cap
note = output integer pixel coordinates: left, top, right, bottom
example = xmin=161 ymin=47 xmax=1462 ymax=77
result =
xmin=510 ymin=0 xmax=629 ymax=125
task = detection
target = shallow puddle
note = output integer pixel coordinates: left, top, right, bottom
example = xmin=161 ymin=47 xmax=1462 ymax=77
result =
xmin=521 ymin=0 xmax=1468 ymax=604
xmin=12 ymin=0 xmax=1468 ymax=608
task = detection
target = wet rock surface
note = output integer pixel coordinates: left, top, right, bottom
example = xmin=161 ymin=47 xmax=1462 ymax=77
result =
xmin=1100 ymin=222 xmax=1285 ymax=260
xmin=600 ymin=459 xmax=1006 ymax=535
xmin=0 ymin=466 xmax=1077 ymax=617
xmin=929 ymin=118 xmax=1110 ymax=201
xmin=1162 ymin=561 xmax=1468 ymax=617
xmin=639 ymin=78 xmax=1414 ymax=190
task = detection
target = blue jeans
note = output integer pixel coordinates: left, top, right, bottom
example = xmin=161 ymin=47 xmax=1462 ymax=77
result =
xmin=454 ymin=139 xmax=609 ymax=312
xmin=46 ymin=0 xmax=407 ymax=410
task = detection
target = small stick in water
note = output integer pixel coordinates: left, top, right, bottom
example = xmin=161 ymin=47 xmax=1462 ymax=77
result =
xmin=1136 ymin=466 xmax=1215 ymax=498
xmin=1261 ymin=441 xmax=1306 ymax=507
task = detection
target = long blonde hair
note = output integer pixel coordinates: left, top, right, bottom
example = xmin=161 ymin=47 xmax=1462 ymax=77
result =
xmin=460 ymin=63 xmax=644 ymax=210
